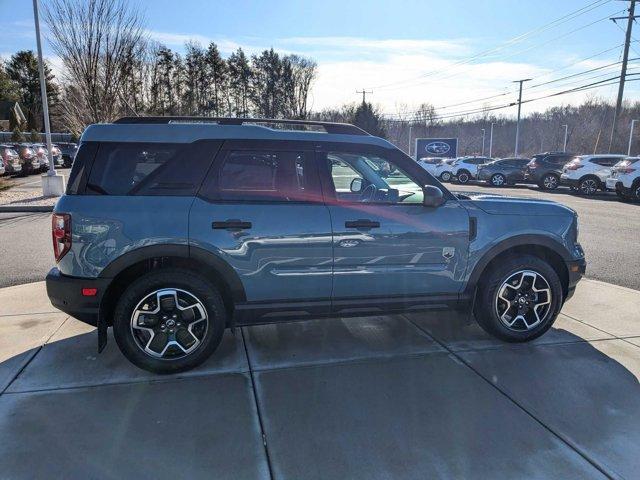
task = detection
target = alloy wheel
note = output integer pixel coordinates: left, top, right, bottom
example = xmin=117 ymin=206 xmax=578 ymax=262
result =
xmin=441 ymin=172 xmax=451 ymax=182
xmin=580 ymin=178 xmax=598 ymax=195
xmin=495 ymin=270 xmax=552 ymax=331
xmin=457 ymin=172 xmax=470 ymax=184
xmin=491 ymin=174 xmax=506 ymax=186
xmin=130 ymin=288 xmax=209 ymax=359
xmin=543 ymin=175 xmax=558 ymax=189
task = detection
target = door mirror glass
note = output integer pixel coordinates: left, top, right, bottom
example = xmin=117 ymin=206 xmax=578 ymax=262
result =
xmin=423 ymin=185 xmax=445 ymax=207
xmin=350 ymin=177 xmax=363 ymax=193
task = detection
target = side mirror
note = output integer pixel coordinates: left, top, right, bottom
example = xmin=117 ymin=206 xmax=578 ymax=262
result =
xmin=350 ymin=177 xmax=363 ymax=193
xmin=423 ymin=185 xmax=445 ymax=207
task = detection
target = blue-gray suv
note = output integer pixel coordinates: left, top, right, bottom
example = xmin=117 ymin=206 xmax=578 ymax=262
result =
xmin=46 ymin=117 xmax=586 ymax=373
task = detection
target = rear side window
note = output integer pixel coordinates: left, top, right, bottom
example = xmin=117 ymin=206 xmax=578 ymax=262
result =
xmin=201 ymin=149 xmax=320 ymax=202
xmin=86 ymin=141 xmax=220 ymax=196
xmin=66 ymin=142 xmax=98 ymax=195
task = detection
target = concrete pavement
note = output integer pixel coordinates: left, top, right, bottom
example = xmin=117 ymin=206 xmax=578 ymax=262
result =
xmin=0 ymin=279 xmax=639 ymax=478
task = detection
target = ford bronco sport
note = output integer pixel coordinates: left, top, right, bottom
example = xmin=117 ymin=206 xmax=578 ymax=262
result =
xmin=46 ymin=117 xmax=586 ymax=373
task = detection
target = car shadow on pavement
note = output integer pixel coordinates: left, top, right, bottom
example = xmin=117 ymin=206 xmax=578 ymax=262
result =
xmin=0 ymin=313 xmax=638 ymax=479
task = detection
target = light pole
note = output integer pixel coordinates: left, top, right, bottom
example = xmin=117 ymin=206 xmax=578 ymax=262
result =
xmin=628 ymin=119 xmax=638 ymax=155
xmin=408 ymin=124 xmax=413 ymax=158
xmin=562 ymin=124 xmax=568 ymax=152
xmin=32 ymin=0 xmax=65 ymax=196
xmin=481 ymin=128 xmax=486 ymax=155
xmin=489 ymin=122 xmax=494 ymax=157
xmin=513 ymin=78 xmax=531 ymax=156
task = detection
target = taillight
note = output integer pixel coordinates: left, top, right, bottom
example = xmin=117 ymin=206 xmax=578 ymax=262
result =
xmin=52 ymin=213 xmax=71 ymax=262
xmin=566 ymin=162 xmax=583 ymax=170
xmin=528 ymin=160 xmax=538 ymax=168
xmin=620 ymin=167 xmax=636 ymax=174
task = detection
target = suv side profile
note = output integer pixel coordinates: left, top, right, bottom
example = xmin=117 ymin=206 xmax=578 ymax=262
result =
xmin=525 ymin=152 xmax=574 ymax=190
xmin=46 ymin=117 xmax=586 ymax=373
xmin=560 ymin=154 xmax=628 ymax=195
xmin=451 ymin=156 xmax=493 ymax=184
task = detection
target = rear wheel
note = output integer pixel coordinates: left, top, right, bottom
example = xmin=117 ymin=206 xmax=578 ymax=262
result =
xmin=490 ymin=173 xmax=506 ymax=187
xmin=113 ymin=268 xmax=226 ymax=374
xmin=474 ymin=255 xmax=563 ymax=342
xmin=539 ymin=173 xmax=559 ymax=190
xmin=440 ymin=171 xmax=452 ymax=182
xmin=578 ymin=177 xmax=599 ymax=196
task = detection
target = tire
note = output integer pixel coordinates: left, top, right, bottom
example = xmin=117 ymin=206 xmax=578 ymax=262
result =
xmin=473 ymin=255 xmax=563 ymax=342
xmin=457 ymin=170 xmax=471 ymax=184
xmin=539 ymin=173 xmax=559 ymax=190
xmin=490 ymin=173 xmax=506 ymax=187
xmin=440 ymin=171 xmax=452 ymax=182
xmin=113 ymin=268 xmax=226 ymax=374
xmin=578 ymin=177 xmax=599 ymax=196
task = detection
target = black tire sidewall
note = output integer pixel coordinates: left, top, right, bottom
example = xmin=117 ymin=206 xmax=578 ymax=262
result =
xmin=457 ymin=171 xmax=470 ymax=184
xmin=474 ymin=255 xmax=563 ymax=342
xmin=491 ymin=173 xmax=505 ymax=186
xmin=113 ymin=268 xmax=226 ymax=374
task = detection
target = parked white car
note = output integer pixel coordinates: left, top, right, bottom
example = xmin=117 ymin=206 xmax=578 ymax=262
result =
xmin=560 ymin=154 xmax=628 ymax=195
xmin=606 ymin=157 xmax=640 ymax=201
xmin=417 ymin=157 xmax=445 ymax=176
xmin=451 ymin=156 xmax=493 ymax=184
xmin=432 ymin=158 xmax=457 ymax=182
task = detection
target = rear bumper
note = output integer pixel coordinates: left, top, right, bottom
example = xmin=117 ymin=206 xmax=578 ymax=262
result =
xmin=46 ymin=267 xmax=111 ymax=326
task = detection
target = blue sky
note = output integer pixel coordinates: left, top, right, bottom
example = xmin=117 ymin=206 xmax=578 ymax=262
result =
xmin=1 ymin=0 xmax=638 ymax=117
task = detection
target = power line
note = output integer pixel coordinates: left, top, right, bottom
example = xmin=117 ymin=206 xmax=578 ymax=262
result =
xmin=373 ymin=1 xmax=617 ymax=91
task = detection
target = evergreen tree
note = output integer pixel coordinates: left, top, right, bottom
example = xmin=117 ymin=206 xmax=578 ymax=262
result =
xmin=353 ymin=101 xmax=386 ymax=137
xmin=227 ymin=48 xmax=251 ymax=117
xmin=205 ymin=43 xmax=227 ymax=116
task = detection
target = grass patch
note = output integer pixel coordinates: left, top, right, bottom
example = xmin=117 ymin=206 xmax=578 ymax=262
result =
xmin=0 ymin=178 xmax=13 ymax=192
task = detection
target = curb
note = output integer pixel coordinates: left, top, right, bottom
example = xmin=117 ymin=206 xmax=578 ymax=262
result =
xmin=0 ymin=205 xmax=54 ymax=213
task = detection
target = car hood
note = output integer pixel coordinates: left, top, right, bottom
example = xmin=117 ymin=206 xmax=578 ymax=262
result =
xmin=457 ymin=192 xmax=575 ymax=216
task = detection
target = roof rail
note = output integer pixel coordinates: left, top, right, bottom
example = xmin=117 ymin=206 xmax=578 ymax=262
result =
xmin=113 ymin=116 xmax=369 ymax=136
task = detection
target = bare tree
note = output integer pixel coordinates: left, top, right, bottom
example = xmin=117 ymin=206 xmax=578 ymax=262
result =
xmin=43 ymin=0 xmax=145 ymax=135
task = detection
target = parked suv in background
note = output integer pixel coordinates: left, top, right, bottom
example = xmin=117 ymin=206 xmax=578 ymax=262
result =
xmin=46 ymin=117 xmax=585 ymax=373
xmin=56 ymin=142 xmax=78 ymax=167
xmin=0 ymin=144 xmax=22 ymax=175
xmin=606 ymin=157 xmax=640 ymax=201
xmin=477 ymin=157 xmax=530 ymax=186
xmin=560 ymin=154 xmax=628 ymax=195
xmin=9 ymin=143 xmax=40 ymax=175
xmin=433 ymin=157 xmax=457 ymax=181
xmin=451 ymin=156 xmax=493 ymax=184
xmin=417 ymin=157 xmax=445 ymax=176
xmin=525 ymin=152 xmax=574 ymax=190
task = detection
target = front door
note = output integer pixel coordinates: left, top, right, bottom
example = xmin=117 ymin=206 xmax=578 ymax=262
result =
xmin=317 ymin=144 xmax=470 ymax=313
xmin=189 ymin=140 xmax=333 ymax=319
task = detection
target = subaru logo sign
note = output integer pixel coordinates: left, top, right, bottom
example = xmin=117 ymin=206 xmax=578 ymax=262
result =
xmin=415 ymin=138 xmax=458 ymax=158
xmin=425 ymin=141 xmax=450 ymax=155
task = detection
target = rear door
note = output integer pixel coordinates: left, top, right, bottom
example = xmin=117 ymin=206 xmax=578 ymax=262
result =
xmin=317 ymin=143 xmax=470 ymax=313
xmin=189 ymin=140 xmax=333 ymax=315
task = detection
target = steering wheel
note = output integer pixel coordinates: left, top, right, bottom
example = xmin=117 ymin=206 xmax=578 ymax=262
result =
xmin=360 ymin=184 xmax=377 ymax=202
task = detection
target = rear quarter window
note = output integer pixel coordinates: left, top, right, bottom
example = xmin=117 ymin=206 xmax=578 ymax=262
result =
xmin=85 ymin=141 xmax=221 ymax=196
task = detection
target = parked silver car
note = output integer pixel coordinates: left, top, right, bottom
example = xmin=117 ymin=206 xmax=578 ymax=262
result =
xmin=0 ymin=144 xmax=22 ymax=175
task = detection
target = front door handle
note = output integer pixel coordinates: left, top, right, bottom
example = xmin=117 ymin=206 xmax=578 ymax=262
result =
xmin=345 ymin=219 xmax=380 ymax=229
xmin=212 ymin=219 xmax=252 ymax=230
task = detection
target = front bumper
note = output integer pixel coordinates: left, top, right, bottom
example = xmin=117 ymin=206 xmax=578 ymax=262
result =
xmin=565 ymin=257 xmax=586 ymax=301
xmin=46 ymin=267 xmax=111 ymax=326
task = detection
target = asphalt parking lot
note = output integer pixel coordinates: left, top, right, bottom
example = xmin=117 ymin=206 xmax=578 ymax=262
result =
xmin=1 ymin=279 xmax=639 ymax=479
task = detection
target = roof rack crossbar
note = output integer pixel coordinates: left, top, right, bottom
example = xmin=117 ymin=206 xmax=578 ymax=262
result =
xmin=113 ymin=116 xmax=369 ymax=136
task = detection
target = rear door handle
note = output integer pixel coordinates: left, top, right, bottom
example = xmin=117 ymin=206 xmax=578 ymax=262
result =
xmin=345 ymin=219 xmax=380 ymax=229
xmin=212 ymin=219 xmax=252 ymax=230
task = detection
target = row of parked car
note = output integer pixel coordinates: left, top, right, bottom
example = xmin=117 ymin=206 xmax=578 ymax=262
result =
xmin=0 ymin=142 xmax=77 ymax=176
xmin=417 ymin=152 xmax=640 ymax=201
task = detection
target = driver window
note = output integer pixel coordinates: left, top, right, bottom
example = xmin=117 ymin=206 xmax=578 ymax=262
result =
xmin=326 ymin=151 xmax=424 ymax=204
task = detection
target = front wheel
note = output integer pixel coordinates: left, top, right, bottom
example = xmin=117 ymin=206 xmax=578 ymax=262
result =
xmin=113 ymin=269 xmax=226 ymax=374
xmin=474 ymin=255 xmax=563 ymax=342
xmin=456 ymin=170 xmax=471 ymax=184
xmin=490 ymin=173 xmax=506 ymax=187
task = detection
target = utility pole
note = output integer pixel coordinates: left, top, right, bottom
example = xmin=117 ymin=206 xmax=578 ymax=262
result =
xmin=608 ymin=0 xmax=637 ymax=152
xmin=628 ymin=119 xmax=638 ymax=155
xmin=562 ymin=124 xmax=568 ymax=152
xmin=489 ymin=122 xmax=495 ymax=157
xmin=513 ymin=78 xmax=531 ymax=156
xmin=32 ymin=0 xmax=65 ymax=196
xmin=408 ymin=124 xmax=413 ymax=158
xmin=356 ymin=88 xmax=373 ymax=104
xmin=481 ymin=128 xmax=486 ymax=155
